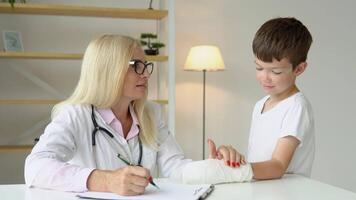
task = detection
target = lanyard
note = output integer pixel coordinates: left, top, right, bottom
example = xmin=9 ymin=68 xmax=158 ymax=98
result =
xmin=90 ymin=105 xmax=143 ymax=165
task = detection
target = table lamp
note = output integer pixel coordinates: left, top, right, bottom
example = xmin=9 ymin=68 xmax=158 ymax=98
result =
xmin=184 ymin=45 xmax=225 ymax=159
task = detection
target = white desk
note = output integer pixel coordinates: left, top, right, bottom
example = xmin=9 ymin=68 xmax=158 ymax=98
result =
xmin=1 ymin=175 xmax=356 ymax=200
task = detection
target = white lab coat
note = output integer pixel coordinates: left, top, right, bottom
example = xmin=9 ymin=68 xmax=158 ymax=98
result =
xmin=25 ymin=102 xmax=191 ymax=191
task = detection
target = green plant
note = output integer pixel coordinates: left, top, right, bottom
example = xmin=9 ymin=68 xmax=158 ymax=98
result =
xmin=140 ymin=33 xmax=165 ymax=55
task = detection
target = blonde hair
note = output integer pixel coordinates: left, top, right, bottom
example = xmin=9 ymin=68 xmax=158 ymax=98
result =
xmin=53 ymin=35 xmax=157 ymax=149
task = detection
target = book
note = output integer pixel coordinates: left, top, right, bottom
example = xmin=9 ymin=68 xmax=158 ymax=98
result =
xmin=77 ymin=180 xmax=214 ymax=200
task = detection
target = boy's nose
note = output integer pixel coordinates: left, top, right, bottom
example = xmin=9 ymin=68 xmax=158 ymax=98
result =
xmin=261 ymin=71 xmax=271 ymax=82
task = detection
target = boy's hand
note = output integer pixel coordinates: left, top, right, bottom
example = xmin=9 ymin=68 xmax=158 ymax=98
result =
xmin=207 ymin=139 xmax=246 ymax=168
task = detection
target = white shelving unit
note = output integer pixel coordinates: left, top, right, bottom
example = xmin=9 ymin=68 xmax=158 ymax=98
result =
xmin=0 ymin=1 xmax=176 ymax=151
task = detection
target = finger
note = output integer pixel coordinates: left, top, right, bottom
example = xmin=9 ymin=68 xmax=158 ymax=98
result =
xmin=217 ymin=152 xmax=223 ymax=160
xmin=228 ymin=145 xmax=239 ymax=168
xmin=111 ymin=168 xmax=148 ymax=196
xmin=127 ymin=183 xmax=146 ymax=195
xmin=130 ymin=174 xmax=149 ymax=187
xmin=123 ymin=173 xmax=148 ymax=194
xmin=240 ymin=155 xmax=246 ymax=165
xmin=116 ymin=189 xmax=138 ymax=196
xmin=207 ymin=139 xmax=217 ymax=159
xmin=217 ymin=145 xmax=230 ymax=166
xmin=127 ymin=166 xmax=151 ymax=178
xmin=110 ymin=175 xmax=138 ymax=196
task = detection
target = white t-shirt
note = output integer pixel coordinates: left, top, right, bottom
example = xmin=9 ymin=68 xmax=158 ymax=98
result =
xmin=247 ymin=92 xmax=315 ymax=177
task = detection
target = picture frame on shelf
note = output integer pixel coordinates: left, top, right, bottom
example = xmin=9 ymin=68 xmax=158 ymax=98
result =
xmin=3 ymin=30 xmax=24 ymax=52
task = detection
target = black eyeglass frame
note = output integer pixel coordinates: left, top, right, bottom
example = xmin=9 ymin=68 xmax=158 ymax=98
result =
xmin=129 ymin=59 xmax=154 ymax=75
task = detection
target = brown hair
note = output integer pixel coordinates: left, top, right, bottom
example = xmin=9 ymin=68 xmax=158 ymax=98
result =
xmin=252 ymin=17 xmax=313 ymax=68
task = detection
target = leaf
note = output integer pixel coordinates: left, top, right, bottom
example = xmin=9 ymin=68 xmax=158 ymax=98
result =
xmin=140 ymin=33 xmax=157 ymax=39
xmin=140 ymin=40 xmax=148 ymax=46
xmin=151 ymin=42 xmax=165 ymax=49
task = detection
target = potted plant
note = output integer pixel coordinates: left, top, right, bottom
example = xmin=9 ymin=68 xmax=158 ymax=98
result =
xmin=140 ymin=33 xmax=165 ymax=55
xmin=3 ymin=0 xmax=26 ymax=8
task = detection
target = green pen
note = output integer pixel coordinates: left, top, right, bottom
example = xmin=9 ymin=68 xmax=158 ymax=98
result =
xmin=117 ymin=153 xmax=160 ymax=189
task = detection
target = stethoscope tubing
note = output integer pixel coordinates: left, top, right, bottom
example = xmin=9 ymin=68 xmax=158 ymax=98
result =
xmin=90 ymin=105 xmax=143 ymax=165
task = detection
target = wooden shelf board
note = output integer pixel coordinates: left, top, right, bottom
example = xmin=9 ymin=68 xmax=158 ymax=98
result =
xmin=0 ymin=145 xmax=33 ymax=153
xmin=0 ymin=52 xmax=82 ymax=60
xmin=145 ymin=55 xmax=168 ymax=62
xmin=0 ymin=99 xmax=168 ymax=105
xmin=153 ymin=99 xmax=168 ymax=105
xmin=0 ymin=52 xmax=168 ymax=62
xmin=0 ymin=99 xmax=60 ymax=105
xmin=0 ymin=3 xmax=167 ymax=19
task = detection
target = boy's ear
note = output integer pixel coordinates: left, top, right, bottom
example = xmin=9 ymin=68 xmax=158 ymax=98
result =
xmin=294 ymin=62 xmax=308 ymax=76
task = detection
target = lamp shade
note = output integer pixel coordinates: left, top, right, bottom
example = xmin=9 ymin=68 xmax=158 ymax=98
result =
xmin=184 ymin=45 xmax=225 ymax=71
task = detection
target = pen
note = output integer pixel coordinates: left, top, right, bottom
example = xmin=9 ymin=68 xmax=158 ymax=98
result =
xmin=117 ymin=153 xmax=160 ymax=189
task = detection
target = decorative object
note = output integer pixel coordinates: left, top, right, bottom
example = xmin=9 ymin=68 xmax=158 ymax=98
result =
xmin=184 ymin=45 xmax=225 ymax=159
xmin=148 ymin=0 xmax=153 ymax=10
xmin=140 ymin=33 xmax=165 ymax=55
xmin=3 ymin=30 xmax=24 ymax=52
xmin=3 ymin=0 xmax=26 ymax=8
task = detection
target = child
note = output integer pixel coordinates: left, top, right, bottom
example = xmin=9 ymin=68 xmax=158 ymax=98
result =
xmin=179 ymin=17 xmax=315 ymax=185
xmin=245 ymin=17 xmax=315 ymax=179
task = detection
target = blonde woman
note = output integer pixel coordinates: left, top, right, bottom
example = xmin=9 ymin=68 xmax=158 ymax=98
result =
xmin=24 ymin=35 xmax=239 ymax=196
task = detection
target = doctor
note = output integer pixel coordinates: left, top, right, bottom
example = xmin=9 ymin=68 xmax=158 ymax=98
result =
xmin=25 ymin=35 xmax=240 ymax=196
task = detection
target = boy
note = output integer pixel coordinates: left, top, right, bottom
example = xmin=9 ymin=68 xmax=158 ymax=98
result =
xmin=175 ymin=18 xmax=314 ymax=184
xmin=180 ymin=17 xmax=315 ymax=185
xmin=245 ymin=17 xmax=315 ymax=179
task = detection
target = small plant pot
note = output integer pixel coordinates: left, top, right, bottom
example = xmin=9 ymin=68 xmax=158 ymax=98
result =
xmin=144 ymin=49 xmax=159 ymax=55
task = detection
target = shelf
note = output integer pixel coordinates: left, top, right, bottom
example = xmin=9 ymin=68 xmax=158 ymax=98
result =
xmin=146 ymin=55 xmax=168 ymax=62
xmin=152 ymin=99 xmax=168 ymax=105
xmin=0 ymin=3 xmax=168 ymax=19
xmin=0 ymin=99 xmax=60 ymax=105
xmin=0 ymin=52 xmax=82 ymax=60
xmin=0 ymin=52 xmax=168 ymax=62
xmin=0 ymin=145 xmax=33 ymax=153
xmin=0 ymin=99 xmax=168 ymax=105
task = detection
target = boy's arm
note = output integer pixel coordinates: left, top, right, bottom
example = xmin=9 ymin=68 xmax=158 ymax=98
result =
xmin=251 ymin=136 xmax=299 ymax=180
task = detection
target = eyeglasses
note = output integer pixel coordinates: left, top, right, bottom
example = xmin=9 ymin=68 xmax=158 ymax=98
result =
xmin=129 ymin=59 xmax=154 ymax=75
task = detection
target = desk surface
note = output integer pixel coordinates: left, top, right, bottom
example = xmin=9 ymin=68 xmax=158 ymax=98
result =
xmin=1 ymin=175 xmax=356 ymax=200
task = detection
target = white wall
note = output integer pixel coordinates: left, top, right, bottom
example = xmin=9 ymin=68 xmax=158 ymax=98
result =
xmin=175 ymin=0 xmax=356 ymax=193
xmin=1 ymin=0 xmax=356 ymax=193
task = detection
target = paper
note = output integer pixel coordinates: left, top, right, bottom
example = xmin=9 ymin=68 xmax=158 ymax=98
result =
xmin=77 ymin=180 xmax=214 ymax=200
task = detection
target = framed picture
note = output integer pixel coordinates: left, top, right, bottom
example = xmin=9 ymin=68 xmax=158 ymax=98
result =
xmin=3 ymin=31 xmax=24 ymax=52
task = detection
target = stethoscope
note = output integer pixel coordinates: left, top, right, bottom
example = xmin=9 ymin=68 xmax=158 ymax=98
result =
xmin=90 ymin=105 xmax=143 ymax=165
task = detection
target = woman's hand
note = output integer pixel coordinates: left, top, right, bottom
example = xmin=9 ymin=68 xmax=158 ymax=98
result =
xmin=207 ymin=139 xmax=246 ymax=168
xmin=87 ymin=166 xmax=150 ymax=196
